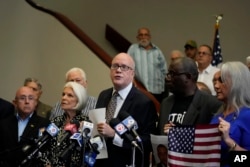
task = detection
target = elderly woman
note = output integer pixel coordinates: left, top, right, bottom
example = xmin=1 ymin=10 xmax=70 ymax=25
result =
xmin=42 ymin=81 xmax=88 ymax=167
xmin=211 ymin=61 xmax=250 ymax=167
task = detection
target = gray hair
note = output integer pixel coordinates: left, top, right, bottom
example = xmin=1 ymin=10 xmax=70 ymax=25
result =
xmin=246 ymin=56 xmax=250 ymax=64
xmin=221 ymin=61 xmax=250 ymax=112
xmin=64 ymin=81 xmax=87 ymax=111
xmin=65 ymin=67 xmax=87 ymax=82
xmin=24 ymin=77 xmax=42 ymax=90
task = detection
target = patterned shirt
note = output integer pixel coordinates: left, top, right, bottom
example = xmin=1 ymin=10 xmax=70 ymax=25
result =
xmin=41 ymin=114 xmax=88 ymax=167
xmin=50 ymin=96 xmax=97 ymax=120
xmin=127 ymin=43 xmax=167 ymax=94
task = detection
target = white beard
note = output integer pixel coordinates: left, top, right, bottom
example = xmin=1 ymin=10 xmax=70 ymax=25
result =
xmin=139 ymin=39 xmax=150 ymax=48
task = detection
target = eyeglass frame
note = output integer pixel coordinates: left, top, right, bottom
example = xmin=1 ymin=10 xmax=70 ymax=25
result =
xmin=111 ymin=64 xmax=134 ymax=71
xmin=15 ymin=96 xmax=37 ymax=102
xmin=166 ymin=70 xmax=190 ymax=78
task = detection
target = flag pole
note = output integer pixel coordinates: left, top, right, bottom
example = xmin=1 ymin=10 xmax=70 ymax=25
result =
xmin=212 ymin=14 xmax=223 ymax=67
xmin=214 ymin=14 xmax=223 ymax=41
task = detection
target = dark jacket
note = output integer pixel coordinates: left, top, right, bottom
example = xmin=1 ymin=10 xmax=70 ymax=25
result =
xmin=0 ymin=111 xmax=50 ymax=167
xmin=95 ymin=86 xmax=158 ymax=167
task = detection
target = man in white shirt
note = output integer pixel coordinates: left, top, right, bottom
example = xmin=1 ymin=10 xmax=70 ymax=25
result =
xmin=196 ymin=44 xmax=220 ymax=95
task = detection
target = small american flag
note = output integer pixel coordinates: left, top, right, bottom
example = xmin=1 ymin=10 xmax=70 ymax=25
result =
xmin=168 ymin=124 xmax=221 ymax=167
xmin=212 ymin=25 xmax=223 ymax=66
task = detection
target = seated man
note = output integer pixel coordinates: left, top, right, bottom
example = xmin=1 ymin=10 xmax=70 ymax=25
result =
xmin=24 ymin=77 xmax=52 ymax=119
xmin=0 ymin=86 xmax=50 ymax=167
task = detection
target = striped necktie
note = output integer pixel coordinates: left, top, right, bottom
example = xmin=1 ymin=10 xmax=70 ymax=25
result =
xmin=106 ymin=91 xmax=119 ymax=123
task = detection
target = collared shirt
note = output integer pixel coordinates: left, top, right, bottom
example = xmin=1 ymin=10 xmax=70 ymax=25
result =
xmin=112 ymin=82 xmax=133 ymax=147
xmin=198 ymin=64 xmax=220 ymax=95
xmin=127 ymin=43 xmax=167 ymax=94
xmin=17 ymin=112 xmax=33 ymax=141
xmin=49 ymin=96 xmax=97 ymax=120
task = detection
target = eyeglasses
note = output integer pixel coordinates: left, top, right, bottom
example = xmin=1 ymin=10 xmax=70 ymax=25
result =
xmin=137 ymin=33 xmax=150 ymax=37
xmin=166 ymin=71 xmax=188 ymax=78
xmin=111 ymin=64 xmax=133 ymax=71
xmin=16 ymin=96 xmax=36 ymax=102
xmin=197 ymin=51 xmax=210 ymax=56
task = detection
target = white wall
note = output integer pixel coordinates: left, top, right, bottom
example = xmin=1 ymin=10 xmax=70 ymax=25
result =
xmin=36 ymin=0 xmax=250 ymax=63
xmin=1 ymin=0 xmax=250 ymax=105
xmin=0 ymin=1 xmax=112 ymax=105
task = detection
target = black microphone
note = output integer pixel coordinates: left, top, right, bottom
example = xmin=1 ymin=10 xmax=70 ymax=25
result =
xmin=118 ymin=111 xmax=142 ymax=142
xmin=59 ymin=120 xmax=94 ymax=161
xmin=84 ymin=135 xmax=102 ymax=167
xmin=57 ymin=121 xmax=80 ymax=146
xmin=59 ymin=132 xmax=83 ymax=161
xmin=110 ymin=118 xmax=142 ymax=152
xmin=21 ymin=123 xmax=60 ymax=165
xmin=79 ymin=120 xmax=94 ymax=138
xmin=90 ymin=135 xmax=103 ymax=153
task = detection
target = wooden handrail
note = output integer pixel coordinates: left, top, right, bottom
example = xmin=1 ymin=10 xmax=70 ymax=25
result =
xmin=25 ymin=0 xmax=160 ymax=113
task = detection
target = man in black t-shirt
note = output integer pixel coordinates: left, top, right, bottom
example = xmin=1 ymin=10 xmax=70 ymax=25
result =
xmin=157 ymin=57 xmax=222 ymax=135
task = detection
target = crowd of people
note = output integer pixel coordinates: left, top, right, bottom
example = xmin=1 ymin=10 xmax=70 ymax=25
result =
xmin=0 ymin=27 xmax=250 ymax=167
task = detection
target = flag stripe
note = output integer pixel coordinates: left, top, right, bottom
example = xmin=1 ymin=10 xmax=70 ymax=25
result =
xmin=168 ymin=124 xmax=221 ymax=167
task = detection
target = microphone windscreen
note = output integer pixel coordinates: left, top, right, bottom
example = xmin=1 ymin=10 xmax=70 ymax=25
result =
xmin=109 ymin=118 xmax=120 ymax=128
xmin=118 ymin=111 xmax=130 ymax=120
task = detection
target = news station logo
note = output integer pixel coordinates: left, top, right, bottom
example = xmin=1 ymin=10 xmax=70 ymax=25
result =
xmin=47 ymin=123 xmax=59 ymax=137
xmin=115 ymin=123 xmax=126 ymax=135
xmin=123 ymin=116 xmax=135 ymax=129
xmin=229 ymin=151 xmax=250 ymax=167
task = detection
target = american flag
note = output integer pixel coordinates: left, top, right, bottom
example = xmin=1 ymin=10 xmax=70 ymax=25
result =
xmin=212 ymin=25 xmax=223 ymax=66
xmin=168 ymin=124 xmax=221 ymax=167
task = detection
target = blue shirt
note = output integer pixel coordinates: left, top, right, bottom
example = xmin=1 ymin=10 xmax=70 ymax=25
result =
xmin=210 ymin=106 xmax=250 ymax=167
xmin=127 ymin=43 xmax=167 ymax=94
xmin=17 ymin=113 xmax=33 ymax=141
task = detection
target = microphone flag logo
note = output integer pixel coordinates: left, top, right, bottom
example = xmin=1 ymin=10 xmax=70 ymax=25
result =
xmin=123 ymin=116 xmax=135 ymax=129
xmin=115 ymin=123 xmax=126 ymax=135
xmin=46 ymin=123 xmax=60 ymax=137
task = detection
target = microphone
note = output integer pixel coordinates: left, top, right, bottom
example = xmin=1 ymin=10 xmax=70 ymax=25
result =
xmin=118 ymin=111 xmax=142 ymax=142
xmin=59 ymin=132 xmax=83 ymax=161
xmin=90 ymin=135 xmax=103 ymax=152
xmin=110 ymin=118 xmax=142 ymax=152
xmin=21 ymin=123 xmax=60 ymax=165
xmin=84 ymin=151 xmax=97 ymax=167
xmin=35 ymin=123 xmax=60 ymax=147
xmin=79 ymin=120 xmax=94 ymax=138
xmin=57 ymin=121 xmax=79 ymax=146
xmin=84 ymin=136 xmax=102 ymax=167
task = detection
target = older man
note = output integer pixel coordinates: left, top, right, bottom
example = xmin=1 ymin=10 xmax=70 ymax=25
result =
xmin=95 ymin=53 xmax=158 ymax=167
xmin=50 ymin=67 xmax=97 ymax=119
xmin=196 ymin=44 xmax=220 ymax=95
xmin=0 ymin=86 xmax=50 ymax=167
xmin=24 ymin=77 xmax=52 ymax=119
xmin=127 ymin=27 xmax=167 ymax=102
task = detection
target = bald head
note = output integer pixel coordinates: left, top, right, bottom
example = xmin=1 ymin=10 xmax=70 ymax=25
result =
xmin=14 ymin=86 xmax=38 ymax=119
xmin=112 ymin=53 xmax=135 ymax=69
xmin=110 ymin=53 xmax=135 ymax=90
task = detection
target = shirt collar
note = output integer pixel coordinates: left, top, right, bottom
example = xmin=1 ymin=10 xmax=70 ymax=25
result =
xmin=113 ymin=82 xmax=133 ymax=100
xmin=16 ymin=112 xmax=33 ymax=121
xmin=138 ymin=43 xmax=157 ymax=49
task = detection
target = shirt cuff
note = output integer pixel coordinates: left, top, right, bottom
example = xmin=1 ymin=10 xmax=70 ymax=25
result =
xmin=112 ymin=133 xmax=123 ymax=147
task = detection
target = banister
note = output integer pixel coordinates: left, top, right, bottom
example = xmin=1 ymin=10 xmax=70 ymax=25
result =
xmin=25 ymin=0 xmax=160 ymax=113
